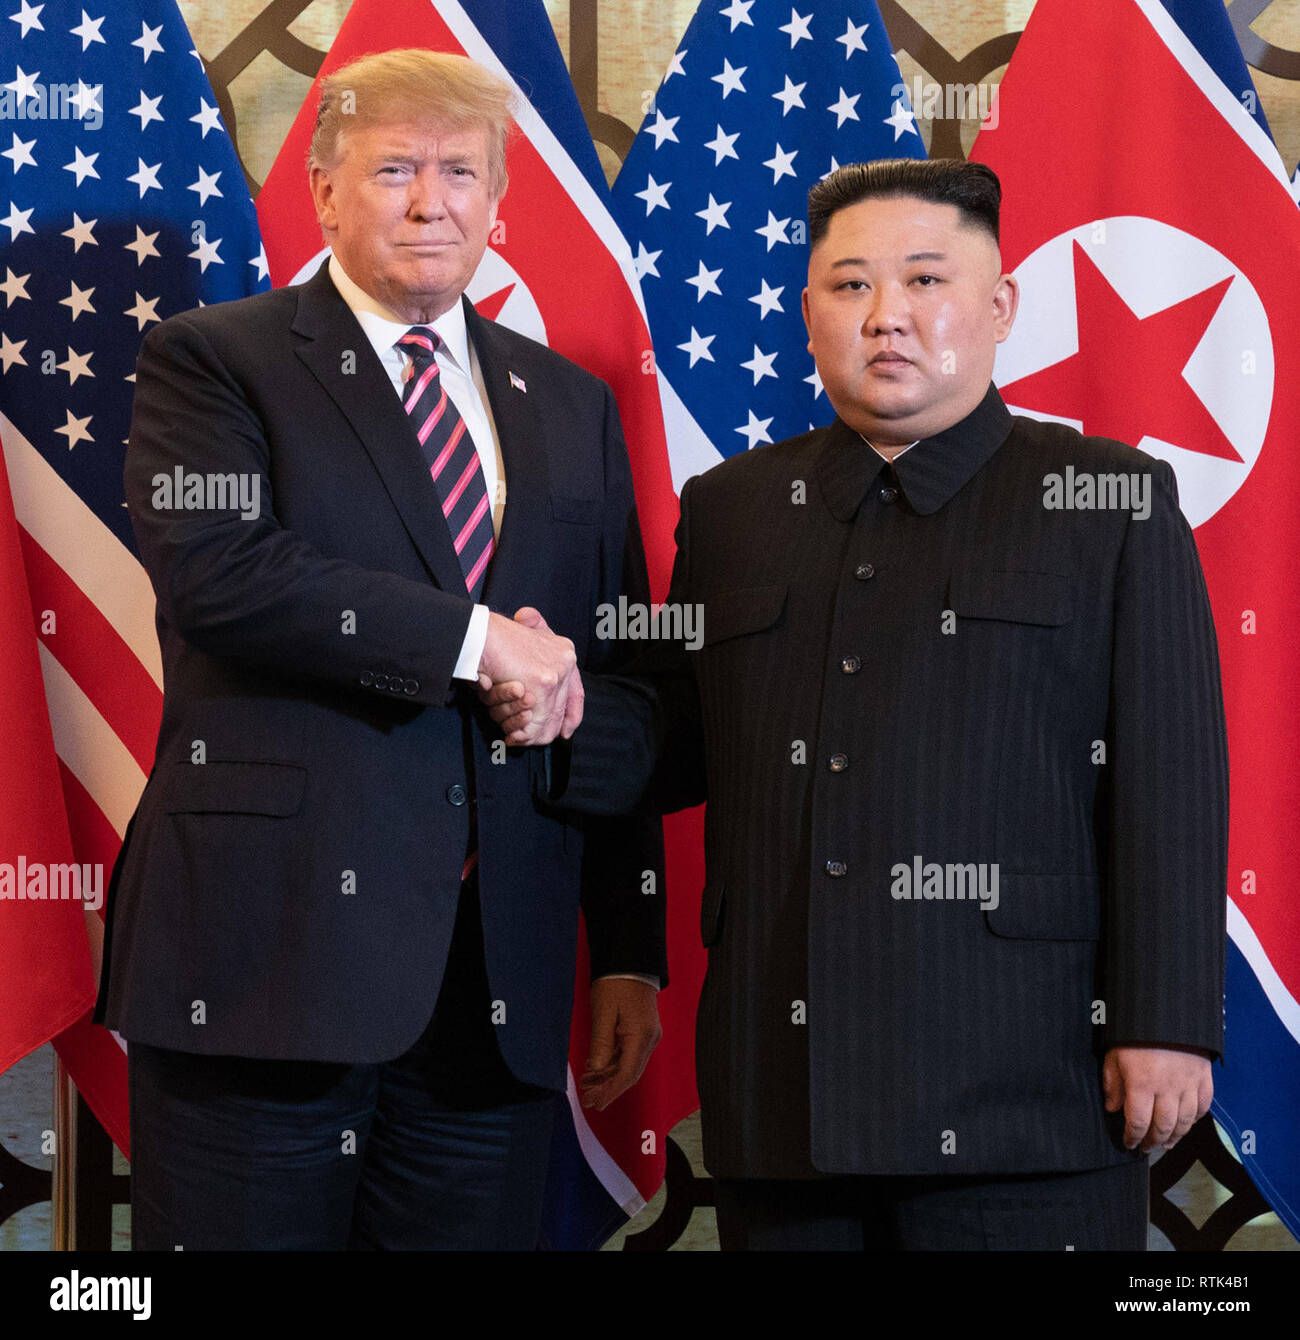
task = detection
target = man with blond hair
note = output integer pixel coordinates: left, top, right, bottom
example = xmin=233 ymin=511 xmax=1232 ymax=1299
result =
xmin=96 ymin=49 xmax=665 ymax=1251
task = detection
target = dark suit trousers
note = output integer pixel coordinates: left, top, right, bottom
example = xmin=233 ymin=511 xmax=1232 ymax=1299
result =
xmin=128 ymin=871 xmax=558 ymax=1250
xmin=715 ymin=1161 xmax=1148 ymax=1251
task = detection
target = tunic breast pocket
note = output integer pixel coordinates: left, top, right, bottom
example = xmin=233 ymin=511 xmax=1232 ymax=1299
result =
xmin=699 ymin=584 xmax=788 ymax=646
xmin=946 ymin=569 xmax=1074 ymax=628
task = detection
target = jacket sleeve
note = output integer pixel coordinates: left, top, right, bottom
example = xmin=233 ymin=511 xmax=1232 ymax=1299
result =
xmin=554 ymin=471 xmax=708 ymax=823
xmin=1102 ymin=457 xmax=1228 ymax=1058
xmin=126 ymin=312 xmax=475 ymax=704
xmin=574 ymin=383 xmax=670 ymax=985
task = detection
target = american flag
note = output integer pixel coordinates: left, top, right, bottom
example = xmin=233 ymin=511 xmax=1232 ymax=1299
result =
xmin=611 ymin=0 xmax=924 ymax=485
xmin=0 ymin=0 xmax=266 ymax=1151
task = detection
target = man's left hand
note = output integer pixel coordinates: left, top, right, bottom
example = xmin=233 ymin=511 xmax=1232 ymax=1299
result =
xmin=1102 ymin=1046 xmax=1213 ymax=1153
xmin=581 ymin=978 xmax=662 ymax=1110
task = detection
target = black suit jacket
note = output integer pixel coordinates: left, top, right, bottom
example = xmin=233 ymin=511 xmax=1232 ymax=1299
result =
xmin=560 ymin=384 xmax=1228 ymax=1177
xmin=94 ymin=264 xmax=665 ymax=1091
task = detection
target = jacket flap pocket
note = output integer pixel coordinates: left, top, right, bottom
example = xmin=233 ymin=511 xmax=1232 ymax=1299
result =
xmin=948 ymin=570 xmax=1073 ymax=626
xmin=700 ymin=880 xmax=726 ymax=947
xmin=163 ymin=761 xmax=307 ymax=816
xmin=550 ymin=493 xmax=598 ymax=524
xmin=701 ymin=585 xmax=787 ymax=646
xmin=984 ymin=871 xmax=1099 ymax=941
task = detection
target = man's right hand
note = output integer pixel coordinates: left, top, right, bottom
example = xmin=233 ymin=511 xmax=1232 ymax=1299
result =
xmin=477 ymin=607 xmax=583 ymax=745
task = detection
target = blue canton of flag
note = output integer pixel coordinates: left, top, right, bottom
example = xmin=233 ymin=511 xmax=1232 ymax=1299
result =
xmin=612 ymin=0 xmax=924 ymax=464
xmin=0 ymin=0 xmax=268 ymax=553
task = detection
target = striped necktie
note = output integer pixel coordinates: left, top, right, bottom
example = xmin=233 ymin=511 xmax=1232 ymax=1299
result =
xmin=397 ymin=327 xmax=494 ymax=601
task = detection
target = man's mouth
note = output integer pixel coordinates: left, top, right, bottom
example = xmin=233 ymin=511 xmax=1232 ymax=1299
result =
xmin=869 ymin=351 xmax=912 ymax=366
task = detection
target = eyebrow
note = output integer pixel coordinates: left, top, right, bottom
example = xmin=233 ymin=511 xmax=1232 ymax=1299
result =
xmin=829 ymin=251 xmax=949 ymax=267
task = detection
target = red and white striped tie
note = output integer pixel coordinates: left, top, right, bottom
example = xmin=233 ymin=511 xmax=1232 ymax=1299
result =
xmin=397 ymin=327 xmax=495 ymax=601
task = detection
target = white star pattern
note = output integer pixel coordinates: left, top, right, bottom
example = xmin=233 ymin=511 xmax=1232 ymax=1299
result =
xmin=0 ymin=331 xmax=26 ymax=371
xmin=2 ymin=201 xmax=34 ymax=239
xmin=763 ymin=144 xmax=798 ymax=184
xmin=779 ymin=9 xmax=813 ymax=47
xmin=56 ymin=346 xmax=93 ymax=384
xmin=754 ymin=211 xmax=791 ymax=251
xmin=695 ymin=194 xmax=731 ymax=234
xmin=685 ymin=260 xmax=722 ymax=302
xmin=646 ymin=109 xmax=679 ymax=149
xmin=719 ymin=0 xmax=754 ymax=32
xmin=188 ymin=232 xmax=224 ymax=271
xmin=611 ymin=0 xmax=925 ymax=463
xmin=68 ymin=79 xmax=101 ymax=118
xmin=63 ymin=145 xmax=100 ymax=186
xmin=2 ymin=132 xmax=36 ymax=171
xmin=123 ymin=291 xmax=162 ymax=330
xmin=677 ymin=327 xmax=715 ymax=367
xmin=63 ymin=212 xmax=97 ymax=250
xmin=55 ymin=408 xmax=93 ymax=447
xmin=124 ymin=225 xmax=160 ymax=265
xmin=9 ymin=2 xmax=43 ymax=39
xmin=805 ymin=367 xmax=824 ymax=398
xmin=748 ymin=279 xmax=784 ymax=319
xmin=130 ymin=91 xmax=164 ymax=130
xmin=740 ymin=346 xmax=778 ymax=384
xmin=6 ymin=66 xmax=40 ymax=103
xmin=772 ymin=76 xmax=806 ymax=116
xmin=836 ymin=19 xmax=869 ymax=59
xmin=703 ymin=124 xmax=739 ymax=165
xmin=632 ymin=242 xmax=661 ymax=280
xmin=884 ymin=98 xmax=919 ymax=140
xmin=250 ymin=244 xmax=269 ymax=283
xmin=126 ymin=157 xmax=163 ymax=197
xmin=59 ymin=280 xmax=95 ymax=320
xmin=634 ymin=174 xmax=671 ymax=215
xmin=190 ymin=99 xmax=223 ymax=137
xmin=188 ymin=165 xmax=223 ymax=206
xmin=712 ymin=58 xmax=746 ymax=99
xmin=69 ymin=9 xmax=105 ymax=52
xmin=132 ymin=20 xmax=164 ymax=62
xmin=828 ymin=88 xmax=861 ymax=128
xmin=0 ymin=267 xmax=30 ymax=304
xmin=735 ymin=409 xmax=774 ymax=449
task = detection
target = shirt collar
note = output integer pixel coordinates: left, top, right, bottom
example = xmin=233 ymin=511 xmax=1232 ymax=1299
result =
xmin=817 ymin=383 xmax=1014 ymax=521
xmin=327 ymin=253 xmax=472 ymax=377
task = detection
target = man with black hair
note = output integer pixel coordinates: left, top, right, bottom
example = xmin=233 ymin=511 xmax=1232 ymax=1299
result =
xmin=487 ymin=158 xmax=1228 ymax=1251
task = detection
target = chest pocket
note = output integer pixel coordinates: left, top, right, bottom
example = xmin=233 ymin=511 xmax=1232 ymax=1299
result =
xmin=947 ymin=569 xmax=1073 ymax=626
xmin=701 ymin=584 xmax=787 ymax=645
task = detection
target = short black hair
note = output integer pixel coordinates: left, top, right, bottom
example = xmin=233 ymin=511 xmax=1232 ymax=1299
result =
xmin=808 ymin=158 xmax=1002 ymax=247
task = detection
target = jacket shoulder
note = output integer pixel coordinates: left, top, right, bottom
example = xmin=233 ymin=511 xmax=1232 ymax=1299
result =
xmin=1006 ymin=412 xmax=1169 ymax=476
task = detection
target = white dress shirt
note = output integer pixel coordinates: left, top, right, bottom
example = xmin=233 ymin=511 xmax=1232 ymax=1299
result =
xmin=329 ymin=254 xmax=497 ymax=680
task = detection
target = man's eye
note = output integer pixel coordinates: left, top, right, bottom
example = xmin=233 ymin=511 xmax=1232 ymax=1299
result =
xmin=839 ymin=280 xmax=868 ymax=291
xmin=914 ymin=274 xmax=941 ymax=286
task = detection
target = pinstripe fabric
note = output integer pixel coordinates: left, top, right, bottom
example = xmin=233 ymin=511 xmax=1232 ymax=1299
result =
xmin=566 ymin=384 xmax=1228 ymax=1179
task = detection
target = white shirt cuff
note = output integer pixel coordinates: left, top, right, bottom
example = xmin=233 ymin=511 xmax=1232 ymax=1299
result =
xmin=452 ymin=604 xmax=491 ymax=682
xmin=596 ymin=972 xmax=661 ymax=991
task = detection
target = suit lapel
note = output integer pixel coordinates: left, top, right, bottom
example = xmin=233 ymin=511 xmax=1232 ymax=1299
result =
xmin=464 ymin=299 xmax=552 ymax=616
xmin=290 ymin=265 xmax=467 ymax=597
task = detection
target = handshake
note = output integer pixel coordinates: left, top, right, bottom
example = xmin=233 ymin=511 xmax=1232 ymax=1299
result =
xmin=476 ymin=607 xmax=582 ymax=746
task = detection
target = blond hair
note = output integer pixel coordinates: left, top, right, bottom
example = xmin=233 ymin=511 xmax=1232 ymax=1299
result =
xmin=308 ymin=48 xmax=513 ymax=196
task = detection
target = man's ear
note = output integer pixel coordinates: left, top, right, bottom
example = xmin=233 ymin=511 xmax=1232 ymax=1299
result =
xmin=802 ymin=285 xmax=813 ymax=354
xmin=309 ymin=165 xmax=337 ymax=232
xmin=993 ymin=272 xmax=1019 ymax=343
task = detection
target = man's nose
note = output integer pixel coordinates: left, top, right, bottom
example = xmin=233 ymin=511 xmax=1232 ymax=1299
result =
xmin=407 ymin=169 xmax=447 ymax=220
xmin=862 ymin=283 xmax=908 ymax=334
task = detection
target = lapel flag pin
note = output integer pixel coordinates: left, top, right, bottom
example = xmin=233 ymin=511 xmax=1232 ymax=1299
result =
xmin=509 ymin=370 xmax=527 ymax=393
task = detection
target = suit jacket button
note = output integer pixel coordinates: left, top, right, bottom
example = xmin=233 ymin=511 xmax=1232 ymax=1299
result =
xmin=359 ymin=671 xmax=374 ymax=686
xmin=374 ymin=673 xmax=389 ymax=689
xmin=825 ymin=860 xmax=847 ymax=878
xmin=841 ymin=655 xmax=861 ymax=674
xmin=879 ymin=486 xmax=899 ymax=504
xmin=404 ymin=679 xmax=419 ymax=695
xmin=829 ymin=753 xmax=848 ymax=772
xmin=446 ymin=785 xmax=467 ymax=806
xmin=855 ymin=563 xmax=875 ymax=580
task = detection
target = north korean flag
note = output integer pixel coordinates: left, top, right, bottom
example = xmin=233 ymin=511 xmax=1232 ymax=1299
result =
xmin=971 ymin=0 xmax=1300 ymax=1239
